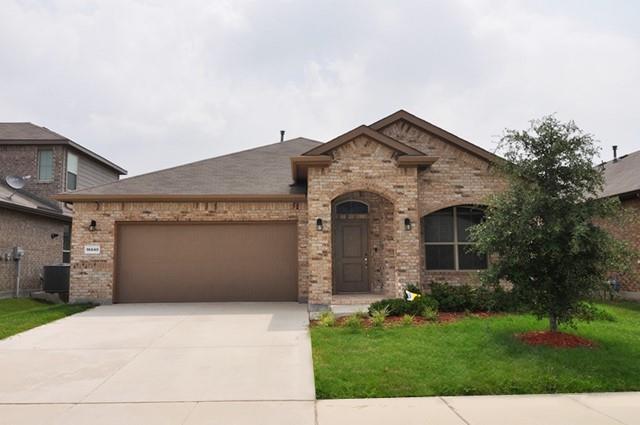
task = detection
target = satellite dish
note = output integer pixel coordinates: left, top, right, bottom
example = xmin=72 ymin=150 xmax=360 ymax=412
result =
xmin=5 ymin=175 xmax=26 ymax=190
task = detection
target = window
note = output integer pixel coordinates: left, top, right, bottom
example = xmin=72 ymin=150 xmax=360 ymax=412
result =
xmin=422 ymin=206 xmax=487 ymax=270
xmin=38 ymin=149 xmax=53 ymax=181
xmin=66 ymin=152 xmax=78 ymax=190
xmin=335 ymin=200 xmax=368 ymax=214
xmin=62 ymin=224 xmax=71 ymax=263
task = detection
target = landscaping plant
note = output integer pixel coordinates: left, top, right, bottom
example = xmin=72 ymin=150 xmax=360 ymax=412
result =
xmin=344 ymin=313 xmax=363 ymax=331
xmin=369 ymin=296 xmax=438 ymax=317
xmin=470 ymin=116 xmax=635 ymax=332
xmin=401 ymin=314 xmax=415 ymax=326
xmin=370 ymin=306 xmax=389 ymax=328
xmin=317 ymin=311 xmax=336 ymax=327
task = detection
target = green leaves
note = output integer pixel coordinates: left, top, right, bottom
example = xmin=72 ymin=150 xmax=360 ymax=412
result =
xmin=471 ymin=116 xmax=634 ymax=330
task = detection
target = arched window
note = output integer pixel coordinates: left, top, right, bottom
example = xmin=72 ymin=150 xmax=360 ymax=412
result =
xmin=422 ymin=206 xmax=487 ymax=270
xmin=335 ymin=200 xmax=369 ymax=214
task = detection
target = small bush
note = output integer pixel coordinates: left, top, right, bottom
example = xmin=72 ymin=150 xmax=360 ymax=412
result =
xmin=370 ymin=306 xmax=389 ymax=328
xmin=429 ymin=281 xmax=522 ymax=313
xmin=317 ymin=311 xmax=336 ymax=327
xmin=421 ymin=306 xmax=438 ymax=321
xmin=344 ymin=314 xmax=363 ymax=331
xmin=355 ymin=310 xmax=369 ymax=319
xmin=401 ymin=314 xmax=415 ymax=326
xmin=369 ymin=296 xmax=439 ymax=317
xmin=575 ymin=302 xmax=616 ymax=322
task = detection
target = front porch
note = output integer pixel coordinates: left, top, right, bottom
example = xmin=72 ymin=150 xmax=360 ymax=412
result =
xmin=329 ymin=293 xmax=387 ymax=317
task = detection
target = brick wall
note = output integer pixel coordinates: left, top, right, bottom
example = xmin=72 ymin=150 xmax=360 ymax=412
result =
xmin=0 ymin=208 xmax=65 ymax=297
xmin=306 ymin=136 xmax=421 ymax=308
xmin=0 ymin=145 xmax=65 ymax=201
xmin=69 ymin=200 xmax=308 ymax=303
xmin=380 ymin=121 xmax=507 ymax=289
xmin=600 ymin=196 xmax=640 ymax=294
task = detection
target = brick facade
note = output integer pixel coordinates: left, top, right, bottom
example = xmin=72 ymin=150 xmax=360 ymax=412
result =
xmin=380 ymin=121 xmax=507 ymax=289
xmin=306 ymin=136 xmax=421 ymax=308
xmin=68 ymin=121 xmax=511 ymax=306
xmin=0 ymin=209 xmax=65 ymax=297
xmin=0 ymin=144 xmax=66 ymax=201
xmin=69 ymin=200 xmax=309 ymax=303
xmin=601 ymin=196 xmax=640 ymax=294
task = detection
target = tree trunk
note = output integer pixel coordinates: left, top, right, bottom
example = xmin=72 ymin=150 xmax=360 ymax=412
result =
xmin=549 ymin=314 xmax=558 ymax=333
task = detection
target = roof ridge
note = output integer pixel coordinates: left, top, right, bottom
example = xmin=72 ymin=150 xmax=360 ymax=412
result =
xmin=65 ymin=137 xmax=320 ymax=195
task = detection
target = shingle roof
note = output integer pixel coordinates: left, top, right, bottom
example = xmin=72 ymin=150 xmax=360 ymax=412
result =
xmin=597 ymin=149 xmax=640 ymax=198
xmin=0 ymin=122 xmax=127 ymax=175
xmin=56 ymin=138 xmax=321 ymax=201
xmin=0 ymin=181 xmax=71 ymax=221
xmin=0 ymin=122 xmax=67 ymax=140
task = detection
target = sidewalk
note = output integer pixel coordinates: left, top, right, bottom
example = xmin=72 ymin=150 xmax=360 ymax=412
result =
xmin=316 ymin=392 xmax=638 ymax=425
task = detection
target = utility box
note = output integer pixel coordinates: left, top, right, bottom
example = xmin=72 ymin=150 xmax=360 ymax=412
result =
xmin=43 ymin=265 xmax=70 ymax=301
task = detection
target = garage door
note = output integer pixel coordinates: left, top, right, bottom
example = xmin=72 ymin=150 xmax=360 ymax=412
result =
xmin=114 ymin=222 xmax=298 ymax=303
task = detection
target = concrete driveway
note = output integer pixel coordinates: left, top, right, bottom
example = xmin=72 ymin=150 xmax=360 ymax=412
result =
xmin=0 ymin=303 xmax=316 ymax=425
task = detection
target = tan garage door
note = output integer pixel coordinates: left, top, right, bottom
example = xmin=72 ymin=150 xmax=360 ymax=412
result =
xmin=114 ymin=222 xmax=298 ymax=303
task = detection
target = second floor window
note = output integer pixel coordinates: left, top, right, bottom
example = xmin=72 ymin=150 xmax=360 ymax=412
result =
xmin=66 ymin=152 xmax=78 ymax=190
xmin=38 ymin=149 xmax=53 ymax=181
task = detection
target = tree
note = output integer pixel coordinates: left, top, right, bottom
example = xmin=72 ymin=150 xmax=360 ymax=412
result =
xmin=471 ymin=116 xmax=632 ymax=332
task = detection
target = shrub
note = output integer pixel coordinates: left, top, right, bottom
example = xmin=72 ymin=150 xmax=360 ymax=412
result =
xmin=421 ymin=306 xmax=438 ymax=321
xmin=401 ymin=314 xmax=415 ymax=326
xmin=429 ymin=281 xmax=522 ymax=313
xmin=344 ymin=314 xmax=363 ymax=331
xmin=575 ymin=302 xmax=616 ymax=322
xmin=369 ymin=296 xmax=439 ymax=317
xmin=370 ymin=306 xmax=389 ymax=328
xmin=317 ymin=311 xmax=336 ymax=327
xmin=355 ymin=310 xmax=369 ymax=319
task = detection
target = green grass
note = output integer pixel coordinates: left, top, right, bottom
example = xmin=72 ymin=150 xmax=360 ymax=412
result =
xmin=0 ymin=298 xmax=93 ymax=340
xmin=311 ymin=302 xmax=640 ymax=399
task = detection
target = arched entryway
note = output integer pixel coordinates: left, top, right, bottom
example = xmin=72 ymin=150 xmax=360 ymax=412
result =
xmin=331 ymin=191 xmax=395 ymax=295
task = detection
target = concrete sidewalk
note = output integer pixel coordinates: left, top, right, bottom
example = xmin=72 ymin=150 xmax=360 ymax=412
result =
xmin=1 ymin=393 xmax=636 ymax=424
xmin=317 ymin=393 xmax=639 ymax=425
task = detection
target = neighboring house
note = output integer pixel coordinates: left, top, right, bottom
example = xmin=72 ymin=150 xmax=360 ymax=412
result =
xmin=597 ymin=148 xmax=640 ymax=299
xmin=56 ymin=110 xmax=507 ymax=310
xmin=0 ymin=123 xmax=126 ymax=297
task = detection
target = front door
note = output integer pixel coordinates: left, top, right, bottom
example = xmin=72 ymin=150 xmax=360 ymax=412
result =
xmin=334 ymin=220 xmax=369 ymax=293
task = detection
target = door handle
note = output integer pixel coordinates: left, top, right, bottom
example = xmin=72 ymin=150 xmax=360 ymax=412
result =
xmin=363 ymin=254 xmax=368 ymax=267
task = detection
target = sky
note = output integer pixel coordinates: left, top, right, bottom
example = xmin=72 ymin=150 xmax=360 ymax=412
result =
xmin=1 ymin=0 xmax=638 ymax=176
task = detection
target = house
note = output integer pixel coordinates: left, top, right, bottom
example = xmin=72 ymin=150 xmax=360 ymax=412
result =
xmin=56 ymin=110 xmax=507 ymax=310
xmin=597 ymin=148 xmax=640 ymax=299
xmin=0 ymin=123 xmax=126 ymax=297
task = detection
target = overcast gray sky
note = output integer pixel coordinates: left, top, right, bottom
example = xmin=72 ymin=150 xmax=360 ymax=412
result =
xmin=1 ymin=0 xmax=638 ymax=176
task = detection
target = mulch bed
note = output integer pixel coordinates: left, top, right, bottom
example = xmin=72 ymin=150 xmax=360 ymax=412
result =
xmin=516 ymin=331 xmax=596 ymax=348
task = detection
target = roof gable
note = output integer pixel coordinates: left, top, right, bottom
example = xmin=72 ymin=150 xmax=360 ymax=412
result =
xmin=0 ymin=122 xmax=127 ymax=175
xmin=302 ymin=125 xmax=425 ymax=156
xmin=369 ymin=110 xmax=502 ymax=163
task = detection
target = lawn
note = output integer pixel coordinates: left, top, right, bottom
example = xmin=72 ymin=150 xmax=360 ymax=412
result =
xmin=311 ymin=301 xmax=640 ymax=399
xmin=0 ymin=298 xmax=93 ymax=340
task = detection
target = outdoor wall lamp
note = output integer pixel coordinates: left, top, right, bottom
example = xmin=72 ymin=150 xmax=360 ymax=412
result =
xmin=316 ymin=218 xmax=323 ymax=231
xmin=50 ymin=233 xmax=59 ymax=239
xmin=89 ymin=220 xmax=97 ymax=232
xmin=404 ymin=218 xmax=412 ymax=231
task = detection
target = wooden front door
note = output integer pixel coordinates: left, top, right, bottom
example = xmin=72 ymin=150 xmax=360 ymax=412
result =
xmin=334 ymin=220 xmax=369 ymax=293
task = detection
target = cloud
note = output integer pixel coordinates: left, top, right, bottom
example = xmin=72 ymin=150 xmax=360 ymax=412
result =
xmin=0 ymin=0 xmax=638 ymax=175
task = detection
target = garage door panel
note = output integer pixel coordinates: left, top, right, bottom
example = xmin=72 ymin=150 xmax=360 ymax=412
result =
xmin=115 ymin=222 xmax=298 ymax=303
